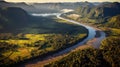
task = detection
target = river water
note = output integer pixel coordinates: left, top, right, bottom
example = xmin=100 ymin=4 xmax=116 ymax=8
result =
xmin=19 ymin=13 xmax=106 ymax=67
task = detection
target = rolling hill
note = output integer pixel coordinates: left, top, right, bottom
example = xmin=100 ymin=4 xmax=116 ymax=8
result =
xmin=64 ymin=2 xmax=120 ymax=23
xmin=0 ymin=7 xmax=29 ymax=30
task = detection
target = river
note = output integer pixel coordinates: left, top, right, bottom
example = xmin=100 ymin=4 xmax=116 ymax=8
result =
xmin=19 ymin=13 xmax=106 ymax=67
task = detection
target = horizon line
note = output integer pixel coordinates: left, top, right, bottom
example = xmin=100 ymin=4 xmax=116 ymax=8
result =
xmin=1 ymin=1 xmax=120 ymax=3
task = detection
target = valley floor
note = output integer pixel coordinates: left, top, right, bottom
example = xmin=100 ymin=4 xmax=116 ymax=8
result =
xmin=19 ymin=14 xmax=106 ymax=67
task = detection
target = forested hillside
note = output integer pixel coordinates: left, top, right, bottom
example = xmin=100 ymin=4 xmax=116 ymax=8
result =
xmin=0 ymin=7 xmax=29 ymax=29
xmin=64 ymin=2 xmax=120 ymax=23
xmin=106 ymin=15 xmax=120 ymax=28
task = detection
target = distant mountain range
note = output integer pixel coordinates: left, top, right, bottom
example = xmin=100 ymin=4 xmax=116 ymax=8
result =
xmin=64 ymin=2 xmax=120 ymax=28
xmin=0 ymin=1 xmax=36 ymax=13
xmin=0 ymin=1 xmax=99 ymax=29
xmin=0 ymin=1 xmax=120 ymax=29
xmin=74 ymin=2 xmax=120 ymax=18
xmin=0 ymin=1 xmax=97 ymax=13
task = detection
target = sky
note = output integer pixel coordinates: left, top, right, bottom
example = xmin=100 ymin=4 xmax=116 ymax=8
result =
xmin=3 ymin=0 xmax=120 ymax=3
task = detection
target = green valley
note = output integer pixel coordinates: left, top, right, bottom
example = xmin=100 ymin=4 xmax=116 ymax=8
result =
xmin=0 ymin=6 xmax=88 ymax=67
xmin=0 ymin=1 xmax=120 ymax=67
xmin=45 ymin=2 xmax=120 ymax=67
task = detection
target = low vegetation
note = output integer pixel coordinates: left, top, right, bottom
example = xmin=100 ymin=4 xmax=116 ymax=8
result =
xmin=0 ymin=7 xmax=88 ymax=66
xmin=106 ymin=15 xmax=120 ymax=28
xmin=45 ymin=36 xmax=120 ymax=67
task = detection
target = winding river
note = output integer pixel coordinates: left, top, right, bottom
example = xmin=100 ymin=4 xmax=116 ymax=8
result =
xmin=19 ymin=13 xmax=106 ymax=67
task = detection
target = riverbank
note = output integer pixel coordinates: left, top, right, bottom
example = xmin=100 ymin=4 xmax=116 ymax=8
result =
xmin=0 ymin=13 xmax=88 ymax=67
xmin=44 ymin=14 xmax=106 ymax=66
xmin=18 ymin=13 xmax=106 ymax=67
xmin=1 ymin=13 xmax=88 ymax=67
xmin=45 ymin=14 xmax=120 ymax=67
